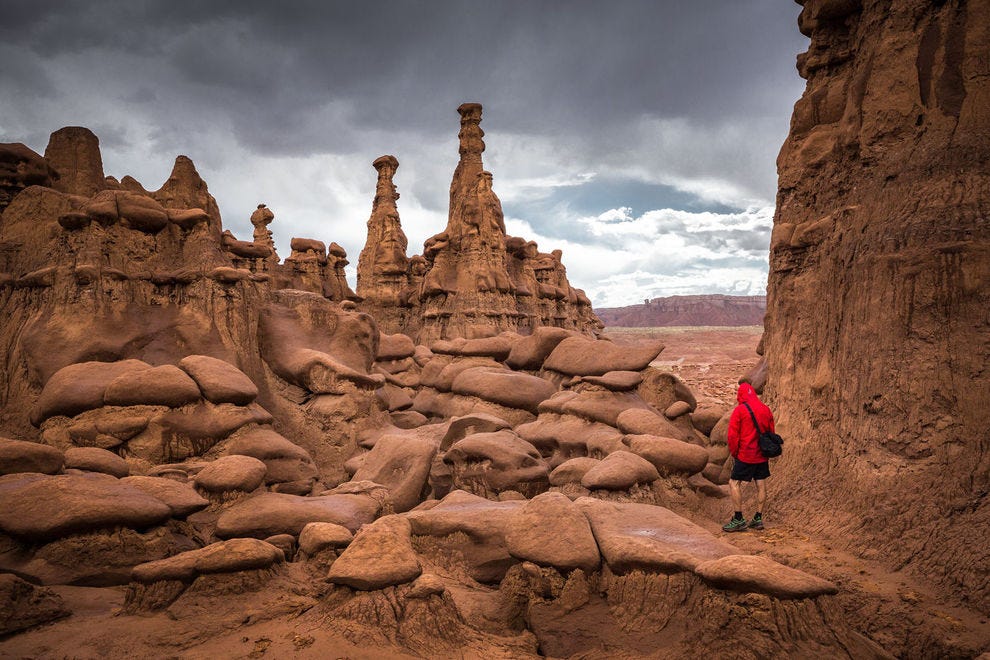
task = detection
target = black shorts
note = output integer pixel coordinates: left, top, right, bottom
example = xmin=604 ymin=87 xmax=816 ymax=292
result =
xmin=730 ymin=459 xmax=770 ymax=482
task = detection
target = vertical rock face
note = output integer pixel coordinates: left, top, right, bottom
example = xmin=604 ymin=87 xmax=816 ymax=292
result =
xmin=766 ymin=0 xmax=990 ymax=612
xmin=418 ymin=103 xmax=519 ymax=342
xmin=153 ymin=155 xmax=224 ymax=241
xmin=356 ymin=155 xmax=409 ymax=331
xmin=0 ymin=143 xmax=56 ymax=213
xmin=44 ymin=127 xmax=107 ymax=198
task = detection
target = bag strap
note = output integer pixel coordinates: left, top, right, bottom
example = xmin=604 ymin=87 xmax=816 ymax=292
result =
xmin=742 ymin=402 xmax=764 ymax=434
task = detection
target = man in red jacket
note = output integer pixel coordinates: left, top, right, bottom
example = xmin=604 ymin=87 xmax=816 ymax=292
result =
xmin=722 ymin=381 xmax=775 ymax=532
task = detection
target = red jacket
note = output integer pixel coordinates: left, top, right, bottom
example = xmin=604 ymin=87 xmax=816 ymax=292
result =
xmin=727 ymin=383 xmax=775 ymax=464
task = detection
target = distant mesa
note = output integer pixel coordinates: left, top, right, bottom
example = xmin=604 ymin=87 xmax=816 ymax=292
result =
xmin=596 ymin=295 xmax=766 ymax=327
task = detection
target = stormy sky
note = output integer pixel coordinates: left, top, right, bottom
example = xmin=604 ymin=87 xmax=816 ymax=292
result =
xmin=0 ymin=1 xmax=808 ymax=308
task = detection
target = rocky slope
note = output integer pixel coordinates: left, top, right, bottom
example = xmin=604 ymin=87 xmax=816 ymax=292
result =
xmin=597 ymin=295 xmax=766 ymax=327
xmin=764 ymin=0 xmax=990 ymax=615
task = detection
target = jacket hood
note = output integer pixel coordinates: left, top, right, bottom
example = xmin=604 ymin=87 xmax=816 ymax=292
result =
xmin=737 ymin=382 xmax=757 ymax=404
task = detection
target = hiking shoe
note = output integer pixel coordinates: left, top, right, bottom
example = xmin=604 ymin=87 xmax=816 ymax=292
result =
xmin=722 ymin=517 xmax=748 ymax=533
xmin=748 ymin=514 xmax=764 ymax=530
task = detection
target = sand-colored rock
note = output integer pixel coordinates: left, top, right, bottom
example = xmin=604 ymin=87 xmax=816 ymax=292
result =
xmin=544 ymin=337 xmax=664 ymax=376
xmin=505 ymin=492 xmax=600 ymax=572
xmin=44 ymin=126 xmax=106 ymax=197
xmin=177 ymin=355 xmax=258 ymax=405
xmin=548 ymin=457 xmax=601 ymax=486
xmin=328 ymin=515 xmax=421 ymax=590
xmin=616 ymin=407 xmax=694 ymax=443
xmin=104 ymin=365 xmax=202 ymax=408
xmin=352 ymin=425 xmax=441 ymax=512
xmin=694 ymin=554 xmax=838 ymax=599
xmin=120 ymin=476 xmax=208 ymax=518
xmin=444 ymin=430 xmax=548 ymax=497
xmin=215 ymin=492 xmax=380 ymax=538
xmin=0 ymin=473 xmax=172 ymax=541
xmin=64 ymin=446 xmax=129 ymax=477
xmin=0 ymin=142 xmax=56 ymax=212
xmin=450 ymin=367 xmax=557 ymax=413
xmin=132 ymin=538 xmax=284 ymax=583
xmin=193 ymin=455 xmax=267 ymax=493
xmin=298 ymin=522 xmax=353 ymax=555
xmin=0 ymin=437 xmax=63 ymax=475
xmin=0 ymin=573 xmax=70 ymax=636
xmin=625 ymin=434 xmax=709 ymax=475
xmin=31 ymin=360 xmax=152 ymax=426
xmin=576 ymin=498 xmax=737 ymax=573
xmin=580 ymin=451 xmax=659 ymax=490
xmin=225 ymin=428 xmax=318 ymax=488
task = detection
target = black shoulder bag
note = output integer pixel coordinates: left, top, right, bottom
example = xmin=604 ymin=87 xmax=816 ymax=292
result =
xmin=742 ymin=402 xmax=783 ymax=458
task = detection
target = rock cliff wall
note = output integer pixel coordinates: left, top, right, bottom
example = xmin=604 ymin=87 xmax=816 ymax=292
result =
xmin=598 ymin=295 xmax=766 ymax=327
xmin=765 ymin=0 xmax=990 ymax=613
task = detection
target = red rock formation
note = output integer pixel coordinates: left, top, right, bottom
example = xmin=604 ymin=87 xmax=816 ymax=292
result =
xmin=0 ymin=143 xmax=56 ymax=213
xmin=44 ymin=127 xmax=106 ymax=198
xmin=597 ymin=295 xmax=767 ymax=327
xmin=356 ymin=155 xmax=410 ymax=332
xmin=765 ymin=0 xmax=990 ymax=613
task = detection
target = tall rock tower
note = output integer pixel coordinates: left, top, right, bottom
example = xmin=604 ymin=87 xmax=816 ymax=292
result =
xmin=356 ymin=155 xmax=411 ymax=333
xmin=418 ymin=103 xmax=519 ymax=341
xmin=765 ymin=0 xmax=989 ymax=612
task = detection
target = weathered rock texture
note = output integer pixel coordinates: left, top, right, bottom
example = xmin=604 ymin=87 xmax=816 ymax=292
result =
xmin=597 ymin=294 xmax=766 ymax=327
xmin=356 ymin=104 xmax=602 ymax=341
xmin=765 ymin=0 xmax=990 ymax=614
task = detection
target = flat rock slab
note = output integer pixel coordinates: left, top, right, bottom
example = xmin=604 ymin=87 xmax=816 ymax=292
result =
xmin=132 ymin=538 xmax=284 ymax=583
xmin=104 ymin=364 xmax=202 ymax=408
xmin=120 ymin=476 xmax=209 ymax=518
xmin=0 ymin=437 xmax=63 ymax=475
xmin=64 ymin=446 xmax=129 ymax=477
xmin=31 ymin=359 xmax=151 ymax=425
xmin=505 ymin=492 xmax=600 ymax=573
xmin=576 ymin=498 xmax=737 ymax=574
xmin=299 ymin=522 xmax=353 ymax=555
xmin=328 ymin=515 xmax=421 ymax=590
xmin=581 ymin=450 xmax=659 ymax=490
xmin=451 ymin=368 xmax=557 ymax=413
xmin=580 ymin=371 xmax=644 ymax=391
xmin=544 ymin=337 xmax=664 ymax=376
xmin=625 ymin=434 xmax=709 ymax=475
xmin=215 ymin=492 xmax=380 ymax=538
xmin=178 ymin=355 xmax=258 ymax=405
xmin=505 ymin=327 xmax=572 ymax=370
xmin=193 ymin=455 xmax=267 ymax=493
xmin=694 ymin=554 xmax=839 ymax=599
xmin=0 ymin=473 xmax=172 ymax=541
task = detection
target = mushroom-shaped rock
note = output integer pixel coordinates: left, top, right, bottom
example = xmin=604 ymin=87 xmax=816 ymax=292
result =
xmin=0 ymin=438 xmax=63 ymax=475
xmin=616 ymin=408 xmax=694 ymax=442
xmin=516 ymin=414 xmax=624 ymax=464
xmin=548 ymin=457 xmax=601 ymax=486
xmin=694 ymin=555 xmax=838 ymax=599
xmin=433 ymin=335 xmax=514 ymax=361
xmin=580 ymin=450 xmax=659 ymax=490
xmin=131 ymin=538 xmax=284 ymax=584
xmin=193 ymin=455 xmax=267 ymax=493
xmin=64 ymin=446 xmax=129 ymax=477
xmin=0 ymin=473 xmax=172 ymax=542
xmin=177 ymin=355 xmax=258 ymax=405
xmin=352 ymin=426 xmax=440 ymax=513
xmin=451 ymin=368 xmax=557 ymax=413
xmin=444 ymin=431 xmax=548 ymax=496
xmin=505 ymin=492 xmax=600 ymax=573
xmin=575 ymin=498 xmax=737 ymax=574
xmin=328 ymin=515 xmax=421 ymax=590
xmin=226 ymin=428 xmax=318 ymax=487
xmin=104 ymin=365 xmax=202 ymax=408
xmin=439 ymin=412 xmax=511 ymax=451
xmin=32 ymin=360 xmax=152 ymax=426
xmin=625 ymin=434 xmax=709 ymax=475
xmin=505 ymin=326 xmax=573 ymax=370
xmin=544 ymin=337 xmax=664 ymax=376
xmin=120 ymin=476 xmax=208 ymax=518
xmin=299 ymin=522 xmax=353 ymax=555
xmin=215 ymin=492 xmax=380 ymax=538
xmin=581 ymin=370 xmax=644 ymax=391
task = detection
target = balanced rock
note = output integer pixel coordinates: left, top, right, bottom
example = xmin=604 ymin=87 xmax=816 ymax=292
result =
xmin=548 ymin=457 xmax=601 ymax=486
xmin=177 ymin=355 xmax=258 ymax=405
xmin=444 ymin=430 xmax=548 ymax=496
xmin=215 ymin=492 xmax=380 ymax=538
xmin=328 ymin=515 xmax=421 ymax=590
xmin=544 ymin=337 xmax=664 ymax=376
xmin=226 ymin=428 xmax=318 ymax=487
xmin=694 ymin=554 xmax=838 ymax=599
xmin=450 ymin=368 xmax=557 ymax=413
xmin=298 ymin=522 xmax=354 ymax=555
xmin=505 ymin=326 xmax=572 ymax=370
xmin=120 ymin=476 xmax=208 ymax=518
xmin=32 ymin=360 xmax=151 ymax=426
xmin=104 ymin=365 xmax=202 ymax=408
xmin=64 ymin=446 xmax=130 ymax=477
xmin=625 ymin=434 xmax=709 ymax=475
xmin=132 ymin=538 xmax=284 ymax=584
xmin=193 ymin=455 xmax=267 ymax=493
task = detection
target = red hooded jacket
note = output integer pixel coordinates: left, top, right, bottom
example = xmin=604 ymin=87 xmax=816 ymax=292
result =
xmin=727 ymin=382 xmax=775 ymax=464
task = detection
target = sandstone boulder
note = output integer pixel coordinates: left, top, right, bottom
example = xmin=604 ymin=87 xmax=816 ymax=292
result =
xmin=177 ymin=355 xmax=258 ymax=405
xmin=64 ymin=446 xmax=129 ymax=477
xmin=580 ymin=451 xmax=659 ymax=490
xmin=120 ymin=476 xmax=208 ymax=518
xmin=0 ymin=437 xmax=63 ymax=475
xmin=104 ymin=365 xmax=202 ymax=408
xmin=0 ymin=573 xmax=70 ymax=636
xmin=548 ymin=457 xmax=601 ymax=486
xmin=31 ymin=360 xmax=151 ymax=426
xmin=505 ymin=326 xmax=572 ymax=370
xmin=215 ymin=492 xmax=380 ymax=538
xmin=132 ymin=538 xmax=284 ymax=583
xmin=298 ymin=522 xmax=354 ymax=555
xmin=694 ymin=554 xmax=838 ymax=599
xmin=505 ymin=492 xmax=600 ymax=573
xmin=544 ymin=337 xmax=664 ymax=376
xmin=444 ymin=431 xmax=548 ymax=497
xmin=225 ymin=428 xmax=318 ymax=487
xmin=352 ymin=426 xmax=441 ymax=512
xmin=376 ymin=333 xmax=416 ymax=361
xmin=450 ymin=368 xmax=557 ymax=413
xmin=193 ymin=455 xmax=267 ymax=493
xmin=328 ymin=516 xmax=421 ymax=590
xmin=581 ymin=371 xmax=644 ymax=391
xmin=616 ymin=407 xmax=694 ymax=442
xmin=625 ymin=434 xmax=709 ymax=475
xmin=0 ymin=473 xmax=172 ymax=541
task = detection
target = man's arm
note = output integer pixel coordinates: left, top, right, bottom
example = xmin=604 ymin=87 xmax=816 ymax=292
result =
xmin=727 ymin=407 xmax=741 ymax=458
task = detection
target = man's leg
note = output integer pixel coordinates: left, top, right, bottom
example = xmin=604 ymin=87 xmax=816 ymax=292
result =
xmin=723 ymin=479 xmax=748 ymax=531
xmin=729 ymin=479 xmax=743 ymax=512
xmin=748 ymin=479 xmax=767 ymax=529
